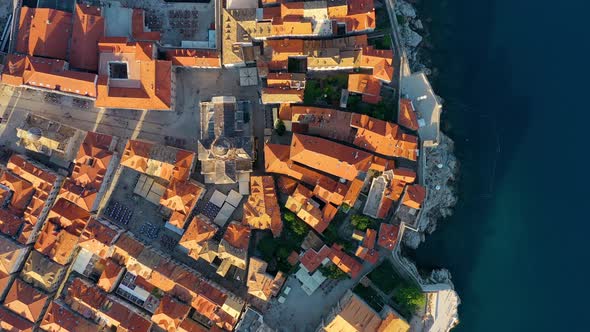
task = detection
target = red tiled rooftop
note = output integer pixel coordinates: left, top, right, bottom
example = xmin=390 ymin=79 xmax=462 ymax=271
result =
xmin=351 ymin=113 xmax=418 ymax=160
xmin=300 ymin=245 xmax=332 ymax=273
xmin=4 ymin=278 xmax=49 ymax=323
xmin=40 ymin=301 xmax=99 ymax=332
xmin=243 ymin=176 xmax=283 ymax=237
xmin=179 ymin=215 xmax=218 ymax=250
xmin=393 ymin=168 xmax=417 ymax=183
xmin=72 ymin=131 xmax=113 ymax=190
xmin=1 ymin=54 xmax=98 ymax=98
xmin=70 ymin=4 xmax=105 ymax=71
xmin=378 ymin=223 xmax=400 ymax=251
xmin=0 ymin=306 xmax=34 ymax=332
xmin=152 ymin=295 xmax=191 ymax=331
xmin=223 ymin=222 xmax=251 ymax=250
xmin=290 ymin=133 xmax=372 ymax=181
xmin=97 ymin=258 xmax=123 ymax=292
xmin=79 ymin=218 xmax=119 ymax=258
xmin=398 ymin=98 xmax=419 ymax=131
xmin=17 ymin=7 xmax=72 ymax=60
xmin=328 ymin=244 xmax=362 ymax=278
xmin=166 ymin=49 xmax=221 ymax=68
xmin=96 ymin=39 xmax=172 ymax=110
xmin=348 ymin=73 xmax=382 ymax=104
xmin=402 ymin=184 xmax=426 ymax=209
xmin=0 ymin=171 xmax=34 ymax=211
xmin=160 ymin=180 xmax=203 ymax=214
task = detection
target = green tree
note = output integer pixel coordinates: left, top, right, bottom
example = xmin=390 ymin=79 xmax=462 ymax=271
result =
xmin=257 ymin=237 xmax=278 ymax=262
xmin=351 ymin=214 xmax=373 ymax=231
xmin=393 ymin=284 xmax=426 ymax=313
xmin=320 ymin=264 xmax=348 ymax=280
xmin=275 ymin=120 xmax=286 ymax=136
xmin=283 ymin=211 xmax=296 ymax=223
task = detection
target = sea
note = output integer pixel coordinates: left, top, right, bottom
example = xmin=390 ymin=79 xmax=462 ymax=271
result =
xmin=410 ymin=0 xmax=590 ymax=331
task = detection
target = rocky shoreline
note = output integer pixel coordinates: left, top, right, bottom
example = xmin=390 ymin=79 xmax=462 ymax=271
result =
xmin=394 ymin=0 xmax=459 ymax=249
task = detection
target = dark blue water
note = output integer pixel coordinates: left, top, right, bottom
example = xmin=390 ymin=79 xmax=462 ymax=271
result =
xmin=413 ymin=1 xmax=590 ymax=331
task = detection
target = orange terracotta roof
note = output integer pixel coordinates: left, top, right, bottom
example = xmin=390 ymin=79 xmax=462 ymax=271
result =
xmin=343 ymin=177 xmax=364 ymax=207
xmin=35 ymin=220 xmax=79 ymax=265
xmin=290 ymin=133 xmax=372 ymax=181
xmin=120 ymin=140 xmax=195 ymax=181
xmin=96 ymin=39 xmax=172 ymax=110
xmin=328 ymin=244 xmax=362 ymax=278
xmin=7 ymin=154 xmax=57 ymax=195
xmin=160 ymin=180 xmax=204 ymax=229
xmin=376 ymin=197 xmax=394 ymax=219
xmin=0 ymin=209 xmax=23 ymax=237
xmin=179 ymin=318 xmax=208 ymax=332
xmin=378 ymin=223 xmax=399 ymax=251
xmin=355 ymin=246 xmax=379 ymax=264
xmin=1 ymin=54 xmax=98 ymax=97
xmin=290 ymin=105 xmax=354 ymax=141
xmin=112 ymin=233 xmax=145 ymax=264
xmin=0 ymin=306 xmax=34 ymax=332
xmin=166 ymin=49 xmax=221 ymax=68
xmin=276 ymin=175 xmax=298 ymax=194
xmin=261 ymin=87 xmax=304 ymax=104
xmin=402 ymin=184 xmax=426 ymax=209
xmin=132 ymin=9 xmax=161 ymax=41
xmin=360 ymin=46 xmax=394 ymax=82
xmin=70 ymin=4 xmax=105 ymax=71
xmin=223 ymin=222 xmax=251 ymax=250
xmin=300 ymin=245 xmax=332 ymax=272
xmin=66 ymin=278 xmax=152 ymax=332
xmin=72 ymin=132 xmax=113 ymax=191
xmin=152 ymin=295 xmax=190 ymax=331
xmin=179 ymin=215 xmax=218 ymax=250
xmin=46 ymin=198 xmax=90 ymax=236
xmin=342 ymin=11 xmax=376 ymax=33
xmin=0 ymin=267 xmax=12 ymax=289
xmin=58 ymin=179 xmax=98 ymax=212
xmin=243 ymin=176 xmax=283 ymax=237
xmin=78 ymin=218 xmax=119 ymax=258
xmin=66 ymin=277 xmax=106 ymax=308
xmin=97 ymin=258 xmax=123 ymax=292
xmin=40 ymin=301 xmax=99 ymax=332
xmin=348 ymin=73 xmax=382 ymax=104
xmin=16 ymin=7 xmax=72 ymax=60
xmin=106 ymin=300 xmax=152 ymax=332
xmin=262 ymin=6 xmax=281 ymax=20
xmin=398 ymin=98 xmax=419 ymax=131
xmin=351 ymin=113 xmax=418 ymax=160
xmin=265 ymin=39 xmax=305 ymax=59
xmin=190 ymin=294 xmax=218 ymax=322
xmin=280 ymin=2 xmax=304 ymax=17
xmin=4 ymin=278 xmax=48 ymax=323
xmin=0 ymin=171 xmax=34 ymax=211
xmin=393 ymin=168 xmax=417 ymax=183
xmin=271 ymin=18 xmax=313 ymax=36
xmin=363 ymin=228 xmax=377 ymax=249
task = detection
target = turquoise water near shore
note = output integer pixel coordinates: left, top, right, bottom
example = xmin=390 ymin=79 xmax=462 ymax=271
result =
xmin=411 ymin=1 xmax=589 ymax=331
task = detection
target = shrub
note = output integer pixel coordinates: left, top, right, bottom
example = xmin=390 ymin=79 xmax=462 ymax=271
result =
xmin=320 ymin=264 xmax=348 ymax=280
xmin=393 ymin=283 xmax=427 ymax=313
xmin=351 ymin=214 xmax=374 ymax=231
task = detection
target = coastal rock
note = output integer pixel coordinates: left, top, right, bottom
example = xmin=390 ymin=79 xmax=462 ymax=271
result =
xmin=404 ymin=133 xmax=459 ymax=249
xmin=395 ymin=0 xmax=417 ymax=18
xmin=428 ymin=268 xmax=454 ymax=285
xmin=412 ymin=19 xmax=424 ymax=30
xmin=401 ymin=24 xmax=423 ymax=48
